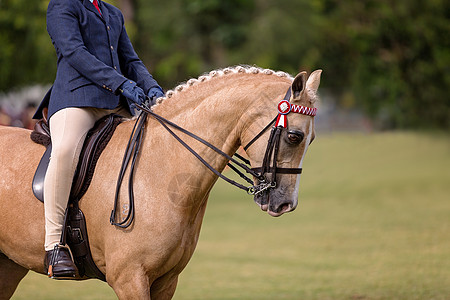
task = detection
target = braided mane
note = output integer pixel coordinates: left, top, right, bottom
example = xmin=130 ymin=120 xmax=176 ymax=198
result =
xmin=153 ymin=66 xmax=294 ymax=106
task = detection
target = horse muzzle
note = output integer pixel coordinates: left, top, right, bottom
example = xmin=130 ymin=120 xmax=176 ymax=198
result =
xmin=253 ymin=183 xmax=298 ymax=217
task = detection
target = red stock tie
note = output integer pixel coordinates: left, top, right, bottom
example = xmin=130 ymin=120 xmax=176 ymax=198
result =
xmin=93 ymin=0 xmax=102 ymax=15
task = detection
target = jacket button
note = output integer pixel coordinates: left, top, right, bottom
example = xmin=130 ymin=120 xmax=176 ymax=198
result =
xmin=114 ymin=66 xmax=117 ymax=70
xmin=110 ymin=46 xmax=114 ymax=51
xmin=107 ymin=25 xmax=111 ymax=30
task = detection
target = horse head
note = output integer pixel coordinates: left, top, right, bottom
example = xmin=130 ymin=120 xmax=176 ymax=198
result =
xmin=243 ymin=70 xmax=322 ymax=217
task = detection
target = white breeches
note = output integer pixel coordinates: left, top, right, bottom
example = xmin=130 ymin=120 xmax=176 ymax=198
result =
xmin=44 ymin=106 xmax=130 ymax=250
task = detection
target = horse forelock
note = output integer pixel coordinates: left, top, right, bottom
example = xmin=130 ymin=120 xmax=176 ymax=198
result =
xmin=153 ymin=65 xmax=294 ymax=107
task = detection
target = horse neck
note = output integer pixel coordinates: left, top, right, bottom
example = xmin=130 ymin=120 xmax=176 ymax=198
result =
xmin=150 ymin=73 xmax=291 ymax=159
xmin=136 ymin=73 xmax=290 ymax=215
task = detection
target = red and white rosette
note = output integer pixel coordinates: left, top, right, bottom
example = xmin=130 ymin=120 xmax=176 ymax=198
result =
xmin=275 ymin=100 xmax=291 ymax=128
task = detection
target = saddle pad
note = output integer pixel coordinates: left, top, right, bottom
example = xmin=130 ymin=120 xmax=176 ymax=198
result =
xmin=32 ymin=114 xmax=123 ymax=202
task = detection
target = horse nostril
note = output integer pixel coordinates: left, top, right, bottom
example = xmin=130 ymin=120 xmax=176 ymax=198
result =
xmin=277 ymin=203 xmax=291 ymax=214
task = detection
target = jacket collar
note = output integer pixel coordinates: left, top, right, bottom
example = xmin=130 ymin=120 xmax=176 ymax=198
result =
xmin=83 ymin=0 xmax=109 ymax=24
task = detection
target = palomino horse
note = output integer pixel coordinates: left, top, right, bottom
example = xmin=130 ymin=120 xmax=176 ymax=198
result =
xmin=0 ymin=66 xmax=321 ymax=299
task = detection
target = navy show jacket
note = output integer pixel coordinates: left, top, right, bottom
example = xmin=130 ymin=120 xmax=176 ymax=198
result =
xmin=34 ymin=0 xmax=159 ymax=119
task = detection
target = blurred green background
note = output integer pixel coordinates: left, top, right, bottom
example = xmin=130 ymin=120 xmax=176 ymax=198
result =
xmin=1 ymin=0 xmax=449 ymax=299
xmin=0 ymin=0 xmax=448 ymax=129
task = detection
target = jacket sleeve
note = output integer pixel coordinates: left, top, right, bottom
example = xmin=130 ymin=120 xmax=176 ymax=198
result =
xmin=117 ymin=18 xmax=161 ymax=94
xmin=46 ymin=0 xmax=127 ymax=93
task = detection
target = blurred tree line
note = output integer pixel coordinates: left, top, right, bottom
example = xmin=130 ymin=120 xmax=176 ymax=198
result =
xmin=0 ymin=0 xmax=448 ymax=129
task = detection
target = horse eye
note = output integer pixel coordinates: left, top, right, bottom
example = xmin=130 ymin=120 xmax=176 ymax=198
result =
xmin=286 ymin=130 xmax=304 ymax=144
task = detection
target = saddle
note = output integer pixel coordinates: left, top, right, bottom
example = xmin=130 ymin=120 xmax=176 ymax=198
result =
xmin=31 ymin=113 xmax=123 ymax=281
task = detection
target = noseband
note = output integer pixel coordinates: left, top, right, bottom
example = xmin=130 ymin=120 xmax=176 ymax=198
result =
xmin=110 ymin=87 xmax=316 ymax=227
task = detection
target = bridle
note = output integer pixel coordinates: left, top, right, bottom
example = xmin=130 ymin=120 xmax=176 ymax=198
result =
xmin=238 ymin=87 xmax=317 ymax=196
xmin=110 ymin=87 xmax=317 ymax=228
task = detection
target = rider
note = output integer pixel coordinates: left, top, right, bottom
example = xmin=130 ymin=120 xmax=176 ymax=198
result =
xmin=33 ymin=0 xmax=164 ymax=279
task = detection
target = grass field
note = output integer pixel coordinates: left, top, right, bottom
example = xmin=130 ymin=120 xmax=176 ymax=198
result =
xmin=11 ymin=132 xmax=450 ymax=299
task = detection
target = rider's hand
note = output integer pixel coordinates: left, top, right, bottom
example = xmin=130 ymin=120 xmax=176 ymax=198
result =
xmin=119 ymin=80 xmax=145 ymax=106
xmin=147 ymin=86 xmax=164 ymax=106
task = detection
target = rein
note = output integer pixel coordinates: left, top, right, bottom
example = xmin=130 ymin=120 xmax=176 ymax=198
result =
xmin=110 ymin=111 xmax=147 ymax=228
xmin=110 ymin=87 xmax=316 ymax=228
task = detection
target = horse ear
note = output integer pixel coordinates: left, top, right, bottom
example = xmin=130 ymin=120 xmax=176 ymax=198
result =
xmin=306 ymin=69 xmax=322 ymax=95
xmin=291 ymin=71 xmax=307 ymax=99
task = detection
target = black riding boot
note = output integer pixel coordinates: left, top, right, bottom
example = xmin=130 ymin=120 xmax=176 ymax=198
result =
xmin=44 ymin=244 xmax=77 ymax=279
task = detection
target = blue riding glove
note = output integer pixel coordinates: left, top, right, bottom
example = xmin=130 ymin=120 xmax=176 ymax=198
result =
xmin=119 ymin=80 xmax=145 ymax=106
xmin=147 ymin=86 xmax=165 ymax=106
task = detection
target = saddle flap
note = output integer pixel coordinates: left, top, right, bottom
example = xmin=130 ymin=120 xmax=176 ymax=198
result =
xmin=31 ymin=114 xmax=123 ymax=203
xmin=32 ymin=144 xmax=52 ymax=202
xmin=70 ymin=114 xmax=123 ymax=200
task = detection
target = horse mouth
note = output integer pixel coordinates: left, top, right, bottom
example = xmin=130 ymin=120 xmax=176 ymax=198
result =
xmin=257 ymin=195 xmax=294 ymax=217
xmin=260 ymin=203 xmax=269 ymax=211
